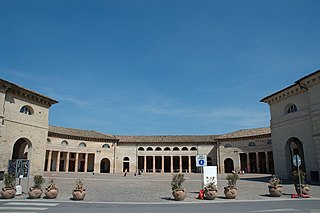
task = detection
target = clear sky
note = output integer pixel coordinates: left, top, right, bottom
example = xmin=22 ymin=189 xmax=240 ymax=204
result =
xmin=1 ymin=0 xmax=319 ymax=136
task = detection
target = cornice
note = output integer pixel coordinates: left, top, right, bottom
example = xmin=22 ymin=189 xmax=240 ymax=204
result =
xmin=48 ymin=132 xmax=119 ymax=143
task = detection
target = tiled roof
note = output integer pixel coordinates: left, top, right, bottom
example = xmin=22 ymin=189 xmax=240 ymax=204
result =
xmin=0 ymin=78 xmax=58 ymax=105
xmin=216 ymin=127 xmax=271 ymax=140
xmin=49 ymin=126 xmax=117 ymax=141
xmin=116 ymin=135 xmax=218 ymax=143
xmin=48 ymin=126 xmax=270 ymax=143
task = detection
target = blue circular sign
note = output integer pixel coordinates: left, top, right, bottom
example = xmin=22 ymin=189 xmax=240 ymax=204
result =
xmin=199 ymin=159 xmax=205 ymax=165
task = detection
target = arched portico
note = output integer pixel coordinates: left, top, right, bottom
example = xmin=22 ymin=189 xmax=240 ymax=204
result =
xmin=224 ymin=158 xmax=234 ymax=173
xmin=100 ymin=158 xmax=111 ymax=173
xmin=285 ymin=137 xmax=305 ymax=179
xmin=12 ymin=138 xmax=32 ymax=160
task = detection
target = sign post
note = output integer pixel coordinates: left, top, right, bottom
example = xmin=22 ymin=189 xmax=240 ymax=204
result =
xmin=292 ymin=154 xmax=302 ymax=197
xmin=196 ymin=155 xmax=207 ymax=189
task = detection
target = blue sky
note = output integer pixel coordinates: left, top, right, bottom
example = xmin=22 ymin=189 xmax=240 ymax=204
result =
xmin=1 ymin=0 xmax=319 ymax=135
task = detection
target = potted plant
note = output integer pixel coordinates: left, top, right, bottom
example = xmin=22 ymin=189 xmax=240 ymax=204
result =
xmin=204 ymin=176 xmax=218 ymax=200
xmin=171 ymin=173 xmax=187 ymax=201
xmin=0 ymin=173 xmax=16 ymax=199
xmin=28 ymin=174 xmax=45 ymax=199
xmin=44 ymin=178 xmax=58 ymax=199
xmin=293 ymin=170 xmax=310 ymax=195
xmin=72 ymin=179 xmax=86 ymax=200
xmin=224 ymin=173 xmax=239 ymax=199
xmin=268 ymin=175 xmax=282 ymax=197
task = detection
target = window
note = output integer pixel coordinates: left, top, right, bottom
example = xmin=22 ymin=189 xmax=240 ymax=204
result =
xmin=102 ymin=144 xmax=110 ymax=149
xmin=267 ymin=140 xmax=272 ymax=145
xmin=138 ymin=147 xmax=144 ymax=151
xmin=61 ymin=140 xmax=68 ymax=145
xmin=286 ymin=104 xmax=297 ymax=114
xmin=224 ymin=143 xmax=232 ymax=148
xmin=79 ymin=142 xmax=87 ymax=147
xmin=181 ymin=147 xmax=188 ymax=151
xmin=20 ymin=105 xmax=33 ymax=115
xmin=47 ymin=138 xmax=51 ymax=143
xmin=146 ymin=147 xmax=153 ymax=151
xmin=123 ymin=157 xmax=130 ymax=161
xmin=173 ymin=147 xmax=179 ymax=151
xmin=164 ymin=147 xmax=171 ymax=151
xmin=249 ymin=142 xmax=256 ymax=147
xmin=190 ymin=147 xmax=197 ymax=151
xmin=155 ymin=147 xmax=162 ymax=151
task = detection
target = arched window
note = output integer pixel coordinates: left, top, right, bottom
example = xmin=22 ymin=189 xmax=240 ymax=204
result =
xmin=61 ymin=140 xmax=68 ymax=145
xmin=138 ymin=147 xmax=144 ymax=151
xmin=79 ymin=142 xmax=87 ymax=147
xmin=173 ymin=147 xmax=179 ymax=151
xmin=146 ymin=147 xmax=153 ymax=151
xmin=123 ymin=157 xmax=130 ymax=161
xmin=20 ymin=105 xmax=33 ymax=115
xmin=190 ymin=147 xmax=197 ymax=151
xmin=123 ymin=157 xmax=130 ymax=172
xmin=164 ymin=147 xmax=171 ymax=151
xmin=224 ymin=143 xmax=232 ymax=148
xmin=286 ymin=104 xmax=298 ymax=114
xmin=155 ymin=147 xmax=162 ymax=151
xmin=181 ymin=147 xmax=188 ymax=151
xmin=102 ymin=144 xmax=110 ymax=148
xmin=249 ymin=142 xmax=256 ymax=147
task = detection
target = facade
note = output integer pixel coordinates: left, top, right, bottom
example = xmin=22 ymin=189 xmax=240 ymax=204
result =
xmin=1 ymin=78 xmax=273 ymax=177
xmin=261 ymin=70 xmax=320 ymax=181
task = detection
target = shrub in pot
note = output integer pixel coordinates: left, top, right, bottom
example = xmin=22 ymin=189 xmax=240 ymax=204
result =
xmin=171 ymin=173 xmax=187 ymax=201
xmin=268 ymin=175 xmax=282 ymax=197
xmin=293 ymin=170 xmax=310 ymax=195
xmin=204 ymin=177 xmax=218 ymax=200
xmin=28 ymin=175 xmax=45 ymax=199
xmin=45 ymin=178 xmax=58 ymax=199
xmin=72 ymin=179 xmax=86 ymax=200
xmin=224 ymin=173 xmax=239 ymax=199
xmin=1 ymin=173 xmax=16 ymax=199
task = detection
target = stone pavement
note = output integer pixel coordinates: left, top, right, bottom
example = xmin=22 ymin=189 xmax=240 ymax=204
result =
xmin=2 ymin=173 xmax=320 ymax=203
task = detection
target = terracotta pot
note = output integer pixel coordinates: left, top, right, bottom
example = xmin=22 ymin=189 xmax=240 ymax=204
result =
xmin=295 ymin=184 xmax=310 ymax=195
xmin=204 ymin=189 xmax=218 ymax=200
xmin=224 ymin=186 xmax=237 ymax=199
xmin=72 ymin=189 xmax=86 ymax=200
xmin=1 ymin=187 xmax=16 ymax=199
xmin=172 ymin=189 xmax=187 ymax=201
xmin=45 ymin=188 xmax=58 ymax=199
xmin=268 ymin=185 xmax=282 ymax=197
xmin=28 ymin=187 xmax=43 ymax=199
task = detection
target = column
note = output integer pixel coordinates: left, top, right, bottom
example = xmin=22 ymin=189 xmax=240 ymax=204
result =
xmin=66 ymin=152 xmax=69 ymax=172
xmin=46 ymin=150 xmax=52 ymax=172
xmin=170 ymin=156 xmax=173 ymax=173
xmin=188 ymin=156 xmax=191 ymax=173
xmin=153 ymin=156 xmax=156 ymax=173
xmin=84 ymin=153 xmax=88 ymax=172
xmin=75 ymin=153 xmax=79 ymax=173
xmin=161 ymin=156 xmax=164 ymax=174
xmin=246 ymin=153 xmax=250 ymax=173
xmin=179 ymin=156 xmax=182 ymax=173
xmin=256 ymin=152 xmax=260 ymax=173
xmin=56 ymin=151 xmax=60 ymax=172
xmin=265 ymin=152 xmax=269 ymax=173
xmin=144 ymin=156 xmax=147 ymax=173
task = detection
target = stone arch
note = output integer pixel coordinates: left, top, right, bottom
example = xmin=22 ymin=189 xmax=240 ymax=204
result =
xmin=285 ymin=137 xmax=306 ymax=179
xmin=224 ymin=158 xmax=234 ymax=173
xmin=100 ymin=158 xmax=110 ymax=173
xmin=12 ymin=138 xmax=32 ymax=160
xmin=123 ymin=157 xmax=130 ymax=172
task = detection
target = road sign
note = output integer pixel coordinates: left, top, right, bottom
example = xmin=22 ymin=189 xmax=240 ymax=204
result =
xmin=293 ymin=155 xmax=301 ymax=167
xmin=196 ymin=155 xmax=207 ymax=167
